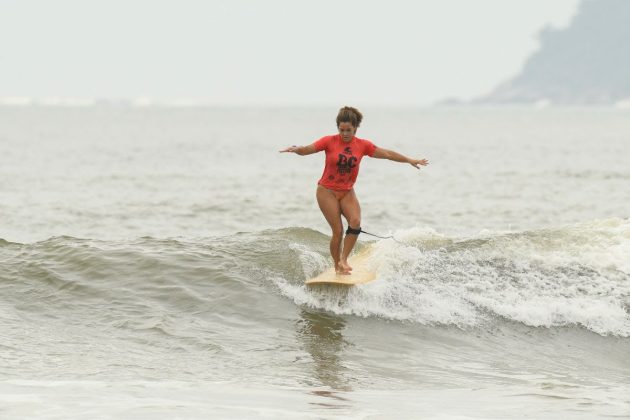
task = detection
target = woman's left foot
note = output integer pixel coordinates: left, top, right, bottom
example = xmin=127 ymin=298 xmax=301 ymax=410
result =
xmin=339 ymin=261 xmax=353 ymax=273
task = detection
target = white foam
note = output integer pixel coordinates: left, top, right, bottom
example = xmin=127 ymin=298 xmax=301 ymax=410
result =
xmin=276 ymin=218 xmax=630 ymax=337
xmin=0 ymin=97 xmax=97 ymax=106
xmin=0 ymin=96 xmax=33 ymax=106
xmin=130 ymin=96 xmax=155 ymax=107
xmin=0 ymin=96 xmax=216 ymax=108
xmin=615 ymin=98 xmax=630 ymax=109
xmin=288 ymin=242 xmax=328 ymax=279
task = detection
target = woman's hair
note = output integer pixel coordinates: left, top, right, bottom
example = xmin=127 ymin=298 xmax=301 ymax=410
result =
xmin=336 ymin=106 xmax=363 ymax=128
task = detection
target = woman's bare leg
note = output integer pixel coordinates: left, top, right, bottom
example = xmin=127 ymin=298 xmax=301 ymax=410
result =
xmin=316 ymin=185 xmax=346 ymax=273
xmin=339 ymin=189 xmax=361 ymax=272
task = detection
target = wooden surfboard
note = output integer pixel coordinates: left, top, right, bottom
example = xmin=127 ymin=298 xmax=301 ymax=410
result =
xmin=305 ymin=247 xmax=376 ymax=286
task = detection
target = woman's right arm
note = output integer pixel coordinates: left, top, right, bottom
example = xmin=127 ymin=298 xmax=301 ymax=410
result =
xmin=279 ymin=144 xmax=318 ymax=155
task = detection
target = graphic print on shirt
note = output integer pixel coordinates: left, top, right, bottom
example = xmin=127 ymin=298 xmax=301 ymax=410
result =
xmin=336 ymin=147 xmax=357 ymax=175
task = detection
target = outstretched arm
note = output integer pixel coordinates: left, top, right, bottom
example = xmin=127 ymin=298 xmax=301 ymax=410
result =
xmin=279 ymin=144 xmax=318 ymax=155
xmin=372 ymin=147 xmax=429 ymax=169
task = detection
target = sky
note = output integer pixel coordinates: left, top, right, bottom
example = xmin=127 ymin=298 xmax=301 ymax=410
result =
xmin=0 ymin=0 xmax=580 ymax=106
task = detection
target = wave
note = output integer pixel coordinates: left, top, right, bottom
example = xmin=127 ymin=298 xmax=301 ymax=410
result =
xmin=1 ymin=218 xmax=629 ymax=337
xmin=275 ymin=218 xmax=630 ymax=337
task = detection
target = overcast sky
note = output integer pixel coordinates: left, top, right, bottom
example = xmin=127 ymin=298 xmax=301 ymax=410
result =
xmin=1 ymin=0 xmax=579 ymax=106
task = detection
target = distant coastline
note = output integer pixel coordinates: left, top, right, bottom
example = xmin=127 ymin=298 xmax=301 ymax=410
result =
xmin=476 ymin=0 xmax=630 ymax=105
xmin=447 ymin=0 xmax=630 ymax=106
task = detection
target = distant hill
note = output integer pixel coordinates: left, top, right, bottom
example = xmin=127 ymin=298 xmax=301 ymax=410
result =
xmin=477 ymin=0 xmax=630 ymax=105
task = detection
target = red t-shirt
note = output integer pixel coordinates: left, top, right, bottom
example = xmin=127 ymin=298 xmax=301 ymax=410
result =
xmin=313 ymin=134 xmax=377 ymax=191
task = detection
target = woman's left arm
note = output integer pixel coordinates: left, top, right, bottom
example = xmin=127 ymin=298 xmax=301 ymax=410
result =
xmin=372 ymin=147 xmax=429 ymax=169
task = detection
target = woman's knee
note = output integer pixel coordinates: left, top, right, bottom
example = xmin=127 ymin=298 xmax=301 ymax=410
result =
xmin=331 ymin=226 xmax=344 ymax=238
xmin=347 ymin=217 xmax=361 ymax=229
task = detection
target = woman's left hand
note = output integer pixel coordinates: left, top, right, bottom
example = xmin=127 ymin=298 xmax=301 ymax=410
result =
xmin=409 ymin=158 xmax=429 ymax=169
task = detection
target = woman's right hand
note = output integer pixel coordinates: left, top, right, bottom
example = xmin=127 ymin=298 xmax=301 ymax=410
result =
xmin=280 ymin=144 xmax=317 ymax=155
xmin=279 ymin=145 xmax=299 ymax=153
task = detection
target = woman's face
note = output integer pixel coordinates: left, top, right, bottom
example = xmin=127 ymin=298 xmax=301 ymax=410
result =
xmin=338 ymin=122 xmax=356 ymax=142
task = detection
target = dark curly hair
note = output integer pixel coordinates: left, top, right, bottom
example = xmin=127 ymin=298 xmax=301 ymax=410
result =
xmin=336 ymin=106 xmax=363 ymax=128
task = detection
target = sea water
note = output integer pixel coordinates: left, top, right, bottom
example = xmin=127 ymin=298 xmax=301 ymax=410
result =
xmin=0 ymin=106 xmax=629 ymax=418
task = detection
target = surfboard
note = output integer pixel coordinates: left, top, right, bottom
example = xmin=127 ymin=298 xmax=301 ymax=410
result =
xmin=305 ymin=246 xmax=376 ymax=286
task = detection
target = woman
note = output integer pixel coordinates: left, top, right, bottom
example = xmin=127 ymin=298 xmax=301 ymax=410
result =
xmin=280 ymin=106 xmax=428 ymax=275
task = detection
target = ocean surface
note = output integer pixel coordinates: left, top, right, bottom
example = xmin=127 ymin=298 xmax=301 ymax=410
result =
xmin=1 ymin=106 xmax=629 ymax=419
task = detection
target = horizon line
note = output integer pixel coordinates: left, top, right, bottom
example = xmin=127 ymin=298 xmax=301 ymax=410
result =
xmin=1 ymin=96 xmax=629 ymax=109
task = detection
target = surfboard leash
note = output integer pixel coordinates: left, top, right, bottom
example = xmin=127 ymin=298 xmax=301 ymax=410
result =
xmin=358 ymin=228 xmax=404 ymax=244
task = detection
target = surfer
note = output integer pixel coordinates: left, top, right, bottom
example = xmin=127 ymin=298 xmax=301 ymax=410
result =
xmin=280 ymin=106 xmax=428 ymax=274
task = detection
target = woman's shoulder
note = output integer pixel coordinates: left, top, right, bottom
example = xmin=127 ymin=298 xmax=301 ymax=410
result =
xmin=355 ymin=136 xmax=375 ymax=146
xmin=354 ymin=137 xmax=377 ymax=155
xmin=317 ymin=134 xmax=339 ymax=142
xmin=313 ymin=134 xmax=339 ymax=151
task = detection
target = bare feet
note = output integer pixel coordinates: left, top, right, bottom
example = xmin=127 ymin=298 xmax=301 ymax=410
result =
xmin=335 ymin=262 xmax=352 ymax=275
xmin=338 ymin=260 xmax=353 ymax=274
